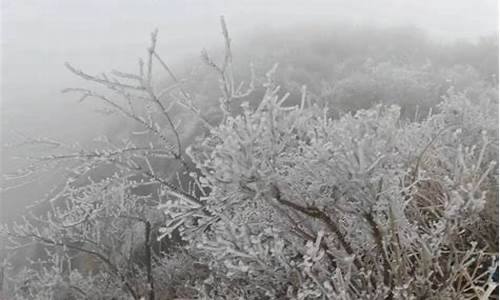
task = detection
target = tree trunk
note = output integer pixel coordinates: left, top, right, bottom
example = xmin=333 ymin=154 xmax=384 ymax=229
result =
xmin=145 ymin=221 xmax=155 ymax=300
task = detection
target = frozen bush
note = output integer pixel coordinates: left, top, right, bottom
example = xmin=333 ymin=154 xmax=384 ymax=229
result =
xmin=179 ymin=70 xmax=498 ymax=299
xmin=1 ymin=17 xmax=498 ymax=300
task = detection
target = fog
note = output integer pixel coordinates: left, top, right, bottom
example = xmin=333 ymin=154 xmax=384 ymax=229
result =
xmin=1 ymin=1 xmax=499 ymax=298
xmin=2 ymin=0 xmax=497 ymax=139
xmin=0 ymin=0 xmax=498 ymax=220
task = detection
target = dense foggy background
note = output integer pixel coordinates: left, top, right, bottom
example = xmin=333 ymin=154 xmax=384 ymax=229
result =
xmin=1 ymin=0 xmax=498 ymax=222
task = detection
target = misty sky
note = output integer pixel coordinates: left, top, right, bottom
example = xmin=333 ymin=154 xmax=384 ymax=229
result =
xmin=0 ymin=0 xmax=498 ymax=222
xmin=1 ymin=0 xmax=498 ymax=145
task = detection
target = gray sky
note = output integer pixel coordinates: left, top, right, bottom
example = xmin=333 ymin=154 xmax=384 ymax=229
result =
xmin=0 ymin=0 xmax=498 ymax=221
xmin=1 ymin=0 xmax=498 ymax=141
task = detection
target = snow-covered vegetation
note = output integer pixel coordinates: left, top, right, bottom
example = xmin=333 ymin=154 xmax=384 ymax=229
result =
xmin=1 ymin=17 xmax=498 ymax=299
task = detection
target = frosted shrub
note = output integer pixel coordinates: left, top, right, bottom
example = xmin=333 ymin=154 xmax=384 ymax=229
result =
xmin=177 ymin=71 xmax=498 ymax=298
xmin=1 ymin=26 xmax=210 ymax=300
xmin=1 ymin=17 xmax=498 ymax=300
xmin=2 ymin=177 xmax=172 ymax=299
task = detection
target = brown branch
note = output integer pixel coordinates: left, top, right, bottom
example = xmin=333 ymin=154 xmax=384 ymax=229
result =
xmin=108 ymin=158 xmax=208 ymax=215
xmin=411 ymin=124 xmax=458 ymax=182
xmin=147 ymin=29 xmax=158 ymax=84
xmin=144 ymin=88 xmax=185 ymax=164
xmin=152 ymin=51 xmax=213 ymax=129
xmin=29 ymin=147 xmax=173 ymax=163
xmin=269 ymin=199 xmax=337 ymax=265
xmin=143 ymin=29 xmax=185 ymax=164
xmin=144 ymin=221 xmax=155 ymax=300
xmin=271 ymin=185 xmax=362 ymax=269
xmin=65 ymin=63 xmax=145 ymax=91
xmin=62 ymin=88 xmax=175 ymax=153
xmin=363 ymin=210 xmax=393 ymax=298
xmin=220 ymin=16 xmax=232 ymax=72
